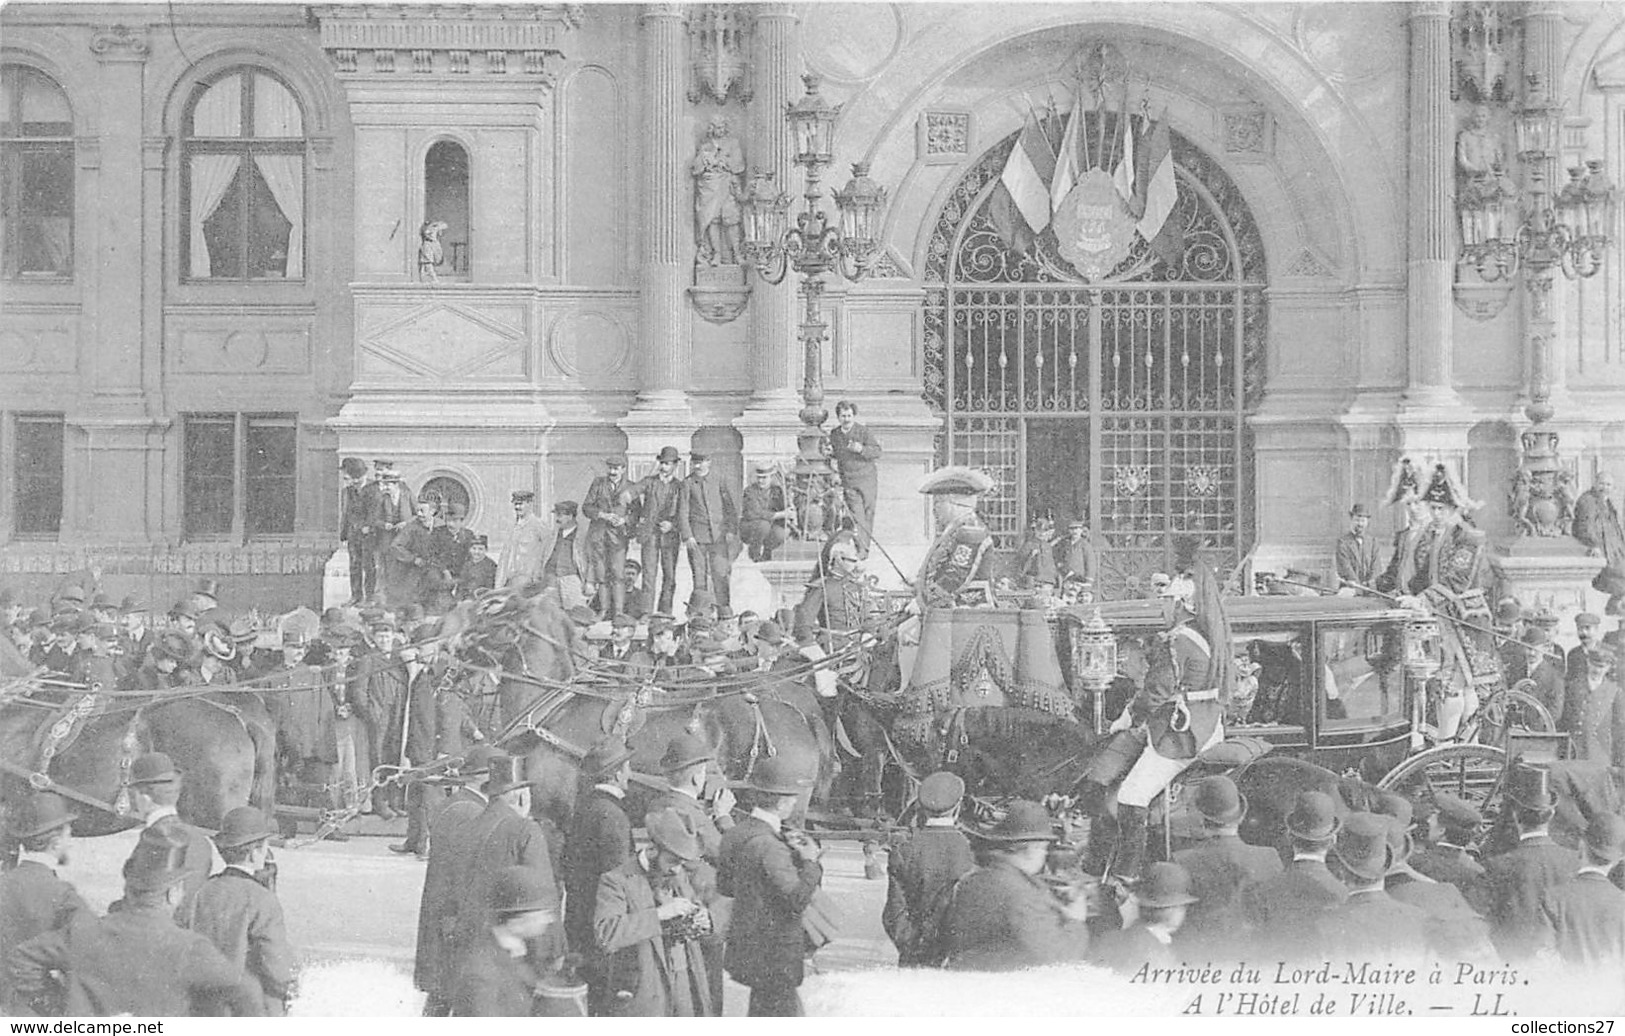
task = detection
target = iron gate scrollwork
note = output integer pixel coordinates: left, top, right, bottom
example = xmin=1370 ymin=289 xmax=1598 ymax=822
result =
xmin=922 ymin=121 xmax=1267 ymax=598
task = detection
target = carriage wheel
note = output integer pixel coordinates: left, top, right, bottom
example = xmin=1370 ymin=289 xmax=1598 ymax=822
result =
xmin=1377 ymin=743 xmax=1508 ymax=815
xmin=1474 ymin=683 xmax=1556 ymax=745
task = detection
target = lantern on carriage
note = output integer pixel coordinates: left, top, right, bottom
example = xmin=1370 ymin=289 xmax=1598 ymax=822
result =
xmin=1401 ymin=611 xmax=1442 ymax=683
xmin=1075 ymin=609 xmax=1118 ymax=734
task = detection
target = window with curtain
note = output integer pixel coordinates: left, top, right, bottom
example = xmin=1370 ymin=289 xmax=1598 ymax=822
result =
xmin=183 ymin=412 xmax=298 ymax=539
xmin=183 ymin=69 xmax=305 ymax=280
xmin=1 ymin=65 xmax=75 ymax=279
xmin=13 ymin=413 xmax=65 ymax=537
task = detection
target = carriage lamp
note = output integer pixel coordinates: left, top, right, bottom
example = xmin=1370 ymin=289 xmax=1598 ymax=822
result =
xmin=1074 ymin=609 xmax=1118 ymax=735
xmin=1401 ymin=612 xmax=1442 ymax=684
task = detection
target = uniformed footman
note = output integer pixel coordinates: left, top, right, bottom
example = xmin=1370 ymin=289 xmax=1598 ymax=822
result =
xmin=881 ymin=770 xmax=975 ymax=967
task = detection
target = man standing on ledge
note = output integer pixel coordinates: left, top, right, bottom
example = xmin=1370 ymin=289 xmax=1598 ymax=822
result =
xmin=828 ymin=401 xmax=882 ymax=558
xmin=1334 ymin=503 xmax=1381 ymax=592
xmin=678 ymin=451 xmax=738 ymax=609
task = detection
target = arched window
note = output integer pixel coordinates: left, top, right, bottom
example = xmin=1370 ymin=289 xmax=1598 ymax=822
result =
xmin=183 ymin=68 xmax=305 ymax=280
xmin=424 ymin=140 xmax=470 ymax=278
xmin=1 ymin=65 xmax=74 ymax=279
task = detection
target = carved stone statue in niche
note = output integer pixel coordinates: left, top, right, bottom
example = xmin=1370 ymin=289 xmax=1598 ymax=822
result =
xmin=418 ymin=220 xmax=448 ymax=282
xmin=692 ymin=115 xmax=745 ymax=267
xmin=1456 ymin=105 xmax=1515 ymax=244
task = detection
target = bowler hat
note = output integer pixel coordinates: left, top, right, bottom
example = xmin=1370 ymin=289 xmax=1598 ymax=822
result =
xmin=1494 ymin=597 xmax=1522 ymax=625
xmin=194 ymin=579 xmax=221 ymax=602
xmin=746 ymin=755 xmax=814 ymax=796
xmin=554 ymin=500 xmax=579 ymax=518
xmin=1285 ymin=791 xmax=1342 ymax=841
xmin=917 ymin=466 xmax=995 ymax=496
xmin=123 ymin=826 xmax=193 ymax=893
xmin=566 ymin=605 xmax=597 ymax=628
xmin=916 ymin=771 xmax=965 ymax=815
xmin=128 ymin=752 xmax=182 ymax=787
xmin=118 ymin=595 xmax=146 ymax=615
xmin=1434 ymin=792 xmax=1484 ymax=836
xmin=5 ymin=791 xmax=78 ymax=840
xmin=491 ymin=864 xmax=557 ymax=916
xmin=484 ymin=753 xmax=536 ymax=797
xmin=213 ymin=806 xmax=273 ymax=850
xmin=1349 ymin=503 xmax=1371 ymax=518
xmin=1521 ymin=625 xmax=1552 ymax=647
xmin=340 ymin=457 xmax=368 ymax=479
xmin=1506 ymin=764 xmax=1556 ymax=810
xmin=169 ymin=599 xmax=201 ymax=621
xmin=753 ymin=460 xmax=775 ymax=474
xmin=645 ymin=807 xmax=702 ymax=861
xmin=57 ymin=585 xmax=86 ymax=606
xmin=1333 ymin=812 xmax=1394 ymax=881
xmin=1583 ymin=813 xmax=1625 ymax=861
xmin=226 ymin=616 xmax=259 ymax=644
xmin=1192 ymin=775 xmax=1247 ymax=826
xmin=90 ymin=591 xmax=117 ymax=612
xmin=455 ymin=744 xmax=498 ymax=778
xmin=582 ymin=737 xmax=635 ymax=779
xmin=1137 ymin=862 xmax=1200 ymax=908
xmin=966 ymin=800 xmax=1055 ymax=843
xmin=656 ymin=446 xmax=681 ymax=464
xmin=659 ymin=733 xmax=715 ymax=773
xmin=378 ymin=468 xmax=402 ymax=483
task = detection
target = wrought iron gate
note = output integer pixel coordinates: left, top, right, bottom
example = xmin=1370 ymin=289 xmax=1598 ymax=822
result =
xmin=922 ymin=122 xmax=1268 ymax=597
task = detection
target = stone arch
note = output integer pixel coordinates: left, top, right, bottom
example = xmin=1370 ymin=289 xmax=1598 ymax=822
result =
xmin=149 ymin=32 xmax=343 ymax=138
xmin=1 ymin=36 xmax=95 ymax=135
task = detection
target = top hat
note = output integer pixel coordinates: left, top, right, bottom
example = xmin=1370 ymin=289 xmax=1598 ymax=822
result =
xmin=918 ymin=466 xmax=995 ymax=496
xmin=644 ymin=807 xmax=702 ymax=862
xmin=966 ymin=800 xmax=1055 ymax=843
xmin=340 ymin=457 xmax=368 ymax=479
xmin=128 ymin=752 xmax=183 ymax=787
xmin=1192 ymin=775 xmax=1248 ymax=826
xmin=511 ymin=489 xmax=536 ymax=503
xmin=656 ymin=446 xmax=681 ymax=464
xmin=456 ymin=744 xmax=498 ymax=778
xmin=5 ymin=791 xmax=78 ymax=840
xmin=194 ymin=579 xmax=221 ymax=602
xmin=123 ymin=826 xmax=193 ymax=893
xmin=746 ymin=755 xmax=814 ymax=796
xmin=1584 ymin=813 xmax=1625 ymax=861
xmin=1433 ymin=792 xmax=1484 ymax=837
xmin=610 ymin=613 xmax=638 ymax=630
xmin=491 ymin=864 xmax=558 ymax=916
xmin=1137 ymin=862 xmax=1201 ymax=909
xmin=213 ymin=806 xmax=274 ymax=850
xmin=659 ymin=734 xmax=715 ymax=774
xmin=916 ymin=771 xmax=966 ymax=815
xmin=1285 ymin=791 xmax=1342 ymax=841
xmin=484 ymin=753 xmax=537 ymax=797
xmin=1333 ymin=812 xmax=1394 ymax=882
xmin=1521 ymin=624 xmax=1552 ymax=647
xmin=1506 ymin=764 xmax=1556 ymax=810
xmin=1349 ymin=503 xmax=1371 ymax=518
xmin=582 ymin=737 xmax=634 ymax=780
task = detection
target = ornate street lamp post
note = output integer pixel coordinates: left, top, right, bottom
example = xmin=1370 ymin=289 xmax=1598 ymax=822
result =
xmin=739 ymin=73 xmax=888 ymax=539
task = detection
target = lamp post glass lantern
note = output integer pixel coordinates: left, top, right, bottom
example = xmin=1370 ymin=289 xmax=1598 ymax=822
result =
xmin=740 ymin=73 xmax=890 ymax=543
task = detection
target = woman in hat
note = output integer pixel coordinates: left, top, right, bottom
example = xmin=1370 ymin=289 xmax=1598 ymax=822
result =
xmin=592 ymin=807 xmax=716 ymax=1016
xmin=1375 ymin=456 xmax=1432 ymax=595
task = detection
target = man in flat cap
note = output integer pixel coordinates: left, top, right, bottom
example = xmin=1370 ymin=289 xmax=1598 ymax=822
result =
xmin=540 ymin=500 xmax=590 ymax=610
xmin=1571 ymin=645 xmax=1621 ymax=764
xmin=677 ymin=451 xmax=739 ymax=609
xmin=457 ymin=534 xmax=498 ymax=599
xmin=339 ymin=457 xmax=373 ymax=602
xmin=498 ymin=489 xmax=551 ymax=589
xmin=0 ymin=792 xmax=87 ymax=1015
xmin=740 ymin=461 xmax=794 ymax=563
xmin=883 ymin=771 xmax=975 ymax=967
xmin=1410 ymin=792 xmax=1487 ymax=897
xmin=633 ymin=447 xmax=685 ymax=616
xmin=1334 ymin=502 xmax=1381 ymax=593
xmin=584 ymin=457 xmax=636 ymax=618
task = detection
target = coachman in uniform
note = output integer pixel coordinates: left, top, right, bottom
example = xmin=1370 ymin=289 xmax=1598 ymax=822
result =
xmin=881 ymin=771 xmax=975 ymax=967
xmin=1407 ymin=463 xmax=1495 ymax=739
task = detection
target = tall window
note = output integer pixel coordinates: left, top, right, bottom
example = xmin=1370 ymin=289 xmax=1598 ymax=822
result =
xmin=13 ymin=413 xmax=65 ymax=536
xmin=184 ymin=413 xmax=297 ymax=539
xmin=1 ymin=65 xmax=74 ymax=279
xmin=424 ymin=140 xmax=470 ymax=277
xmin=183 ymin=69 xmax=305 ymax=280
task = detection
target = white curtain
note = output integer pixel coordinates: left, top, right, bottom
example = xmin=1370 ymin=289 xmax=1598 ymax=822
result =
xmin=252 ymin=75 xmax=303 ymax=137
xmin=254 ymin=155 xmax=303 ymax=278
xmin=37 ymin=217 xmax=72 ymax=272
xmin=189 ymin=155 xmax=239 ymax=278
xmin=191 ymin=75 xmax=241 ymax=137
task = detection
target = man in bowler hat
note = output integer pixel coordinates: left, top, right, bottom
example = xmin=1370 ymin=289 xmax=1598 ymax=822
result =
xmin=645 ymin=734 xmax=732 ymax=1009
xmin=188 ymin=807 xmax=293 ymax=1014
xmin=1243 ymin=791 xmax=1348 ymax=959
xmin=123 ymin=752 xmax=216 ymax=924
xmin=1170 ymin=776 xmax=1281 ymax=956
xmin=882 ymin=770 xmax=976 ymax=967
xmin=1542 ymin=813 xmax=1625 ymax=967
xmin=1334 ymin=503 xmax=1381 ymax=592
xmin=1318 ymin=811 xmax=1432 ymax=959
xmin=414 ymin=745 xmax=498 ymax=1015
xmin=564 ymin=738 xmax=637 ymax=1012
xmin=1092 ymin=862 xmax=1201 ymax=973
xmin=0 ymin=792 xmax=87 ymax=1014
xmin=449 ymin=865 xmax=563 ymax=1017
xmin=584 ymin=456 xmax=636 ymax=617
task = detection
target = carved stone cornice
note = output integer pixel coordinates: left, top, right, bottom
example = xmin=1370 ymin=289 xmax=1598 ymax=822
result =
xmin=313 ymin=5 xmax=579 ymax=81
xmin=89 ymin=24 xmax=150 ymax=62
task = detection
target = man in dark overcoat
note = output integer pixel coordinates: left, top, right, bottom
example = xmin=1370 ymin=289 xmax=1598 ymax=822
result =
xmin=448 ymin=866 xmax=562 ymax=1017
xmin=1242 ymin=791 xmax=1348 ymax=959
xmin=1469 ymin=765 xmax=1579 ymax=960
xmin=187 ymin=808 xmax=293 ymax=1015
xmin=413 ymin=746 xmax=496 ymax=1016
xmin=339 ymin=457 xmax=372 ymax=602
xmin=563 ymin=738 xmax=636 ymax=1013
xmin=941 ymin=800 xmax=1091 ymax=971
xmin=125 ymin=752 xmax=216 ymax=925
xmin=634 ymin=447 xmax=685 ymax=616
xmin=363 ymin=462 xmax=415 ymax=602
xmin=677 ymin=450 xmax=738 ymax=609
xmin=1092 ymin=862 xmax=1201 ymax=974
xmin=716 ymin=755 xmax=823 ymax=1016
xmin=1317 ymin=812 xmax=1432 ymax=959
xmin=644 ymin=734 xmax=732 ymax=1008
xmin=1169 ymin=776 xmax=1281 ymax=958
xmin=1408 ymin=793 xmax=1487 ymax=898
xmin=0 ymin=793 xmax=87 ymax=1014
xmin=583 ymin=456 xmax=636 ymax=617
xmin=1541 ymin=813 xmax=1625 ymax=967
xmin=882 ymin=770 xmax=976 ymax=967
xmin=1380 ymin=809 xmax=1496 ymax=959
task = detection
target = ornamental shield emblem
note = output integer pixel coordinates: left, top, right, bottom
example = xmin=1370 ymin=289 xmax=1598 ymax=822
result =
xmin=1053 ymin=168 xmax=1136 ymax=281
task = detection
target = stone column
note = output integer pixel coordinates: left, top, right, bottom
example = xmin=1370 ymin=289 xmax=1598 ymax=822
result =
xmin=1520 ymin=2 xmax=1570 ymax=415
xmin=1402 ymin=0 xmax=1457 ymax=408
xmin=732 ymin=4 xmax=804 ymax=467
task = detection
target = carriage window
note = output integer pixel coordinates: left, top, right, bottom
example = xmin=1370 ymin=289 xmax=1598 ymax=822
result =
xmin=1229 ymin=630 xmax=1309 ymax=730
xmin=1319 ymin=625 xmax=1404 ymax=730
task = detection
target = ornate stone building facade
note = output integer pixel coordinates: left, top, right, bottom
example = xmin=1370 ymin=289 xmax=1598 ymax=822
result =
xmin=2 ymin=2 xmax=1623 ymax=612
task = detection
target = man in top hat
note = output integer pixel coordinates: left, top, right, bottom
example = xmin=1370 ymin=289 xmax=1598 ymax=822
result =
xmin=124 ymin=752 xmax=216 ymax=924
xmin=565 ymin=738 xmax=637 ymax=1010
xmin=0 ymin=792 xmax=87 ymax=1014
xmin=189 ymin=579 xmax=225 ymax=631
xmin=188 ymin=807 xmax=293 ymax=1014
xmin=1092 ymin=862 xmax=1201 ymax=974
xmin=1542 ymin=812 xmax=1625 ymax=967
xmin=448 ymin=865 xmax=563 ymax=1017
xmin=1569 ymin=645 xmax=1622 ymax=765
xmin=828 ymin=401 xmax=883 ymax=557
xmin=1334 ymin=503 xmax=1382 ymax=593
xmin=882 ymin=771 xmax=976 ymax=967
xmin=584 ymin=457 xmax=637 ymax=618
xmin=1243 ymin=791 xmax=1348 ymax=959
xmin=1565 ymin=613 xmax=1604 ymax=726
xmin=940 ymin=799 xmax=1091 ymax=971
xmin=415 ymin=745 xmax=499 ymax=1015
xmin=1054 ymin=516 xmax=1099 ymax=588
xmin=339 ymin=457 xmax=374 ymax=602
xmin=1572 ymin=470 xmax=1625 ymax=616
xmin=717 ymin=755 xmax=823 ymax=1015
xmin=1470 ymin=764 xmax=1578 ymax=960
xmin=1169 ymin=775 xmax=1281 ymax=956
xmin=1409 ymin=792 xmax=1487 ymax=897
xmin=633 ymin=447 xmax=686 ymax=616
xmin=740 ymin=461 xmax=794 ymax=563
xmin=592 ymin=807 xmax=717 ymax=1016
xmin=11 ymin=825 xmax=263 ymax=1017
xmin=1318 ymin=812 xmax=1433 ymax=959
xmin=677 ymin=451 xmax=739 ymax=609
xmin=540 ymin=500 xmax=591 ymax=610
xmin=497 ymin=489 xmax=550 ymax=589
xmin=456 ymin=534 xmax=499 ymax=599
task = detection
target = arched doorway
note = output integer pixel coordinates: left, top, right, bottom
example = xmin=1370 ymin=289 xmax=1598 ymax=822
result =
xmin=922 ymin=121 xmax=1268 ymax=598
